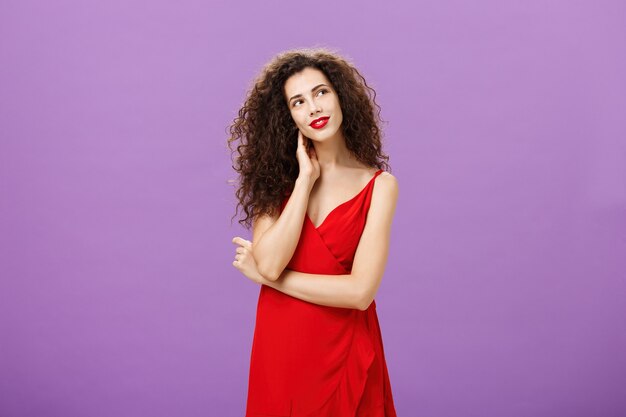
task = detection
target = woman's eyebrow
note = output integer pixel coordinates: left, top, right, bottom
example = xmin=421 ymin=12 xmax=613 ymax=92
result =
xmin=288 ymin=84 xmax=328 ymax=103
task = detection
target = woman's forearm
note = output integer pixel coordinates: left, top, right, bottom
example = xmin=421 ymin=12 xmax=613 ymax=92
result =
xmin=263 ymin=269 xmax=362 ymax=310
xmin=254 ymin=178 xmax=313 ymax=281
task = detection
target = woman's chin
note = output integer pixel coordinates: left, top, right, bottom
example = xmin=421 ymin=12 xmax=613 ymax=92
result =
xmin=308 ymin=125 xmax=339 ymax=140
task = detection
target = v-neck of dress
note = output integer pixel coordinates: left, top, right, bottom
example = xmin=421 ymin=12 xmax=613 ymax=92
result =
xmin=306 ymin=169 xmax=383 ymax=230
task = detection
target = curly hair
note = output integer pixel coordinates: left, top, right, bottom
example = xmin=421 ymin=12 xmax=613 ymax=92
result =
xmin=227 ymin=46 xmax=390 ymax=229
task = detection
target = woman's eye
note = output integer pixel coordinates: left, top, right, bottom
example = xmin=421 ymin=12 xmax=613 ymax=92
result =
xmin=292 ymin=90 xmax=328 ymax=108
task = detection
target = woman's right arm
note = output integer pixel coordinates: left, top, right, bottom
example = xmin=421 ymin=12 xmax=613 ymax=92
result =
xmin=252 ymin=130 xmax=320 ymax=281
xmin=252 ymin=177 xmax=313 ymax=281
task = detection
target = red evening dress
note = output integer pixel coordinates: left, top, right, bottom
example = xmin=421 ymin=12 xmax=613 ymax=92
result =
xmin=245 ymin=169 xmax=397 ymax=417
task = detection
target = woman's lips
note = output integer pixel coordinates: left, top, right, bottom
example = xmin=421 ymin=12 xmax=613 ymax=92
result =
xmin=310 ymin=117 xmax=329 ymax=129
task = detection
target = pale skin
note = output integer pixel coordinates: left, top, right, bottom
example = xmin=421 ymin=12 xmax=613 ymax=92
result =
xmin=231 ymin=67 xmax=398 ymax=311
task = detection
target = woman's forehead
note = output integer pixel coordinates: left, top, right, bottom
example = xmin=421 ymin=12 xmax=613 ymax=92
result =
xmin=284 ymin=68 xmax=331 ymax=95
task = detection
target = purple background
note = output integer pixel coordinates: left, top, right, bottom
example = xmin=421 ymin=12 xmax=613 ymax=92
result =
xmin=1 ymin=1 xmax=625 ymax=416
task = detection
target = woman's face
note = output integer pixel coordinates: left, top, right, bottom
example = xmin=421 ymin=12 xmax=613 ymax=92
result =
xmin=283 ymin=67 xmax=343 ymax=143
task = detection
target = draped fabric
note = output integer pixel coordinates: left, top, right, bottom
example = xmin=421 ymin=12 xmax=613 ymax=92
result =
xmin=246 ymin=169 xmax=397 ymax=417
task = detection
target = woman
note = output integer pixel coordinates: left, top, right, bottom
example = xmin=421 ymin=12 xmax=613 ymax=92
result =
xmin=228 ymin=47 xmax=399 ymax=417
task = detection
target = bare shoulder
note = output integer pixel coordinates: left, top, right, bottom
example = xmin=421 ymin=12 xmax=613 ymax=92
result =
xmin=368 ymin=171 xmax=399 ymax=220
xmin=374 ymin=171 xmax=399 ymax=199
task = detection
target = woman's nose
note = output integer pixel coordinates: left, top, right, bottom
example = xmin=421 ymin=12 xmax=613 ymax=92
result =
xmin=309 ymin=103 xmax=322 ymax=115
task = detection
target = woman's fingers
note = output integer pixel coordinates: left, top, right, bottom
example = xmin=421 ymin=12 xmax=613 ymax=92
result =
xmin=296 ymin=130 xmax=304 ymax=150
xmin=232 ymin=236 xmax=252 ymax=249
xmin=297 ymin=131 xmax=311 ymax=157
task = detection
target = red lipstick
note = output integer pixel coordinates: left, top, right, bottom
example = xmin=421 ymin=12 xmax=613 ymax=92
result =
xmin=309 ymin=116 xmax=329 ymax=129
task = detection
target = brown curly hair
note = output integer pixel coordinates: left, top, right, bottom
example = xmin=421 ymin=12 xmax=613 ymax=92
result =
xmin=227 ymin=46 xmax=391 ymax=229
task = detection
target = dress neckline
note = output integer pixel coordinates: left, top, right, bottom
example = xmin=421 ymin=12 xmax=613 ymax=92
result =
xmin=306 ymin=169 xmax=383 ymax=230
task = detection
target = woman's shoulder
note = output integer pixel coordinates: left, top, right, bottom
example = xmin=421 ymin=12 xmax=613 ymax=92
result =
xmin=366 ymin=171 xmax=398 ymax=228
xmin=354 ymin=164 xmax=386 ymax=178
xmin=350 ymin=165 xmax=397 ymax=191
xmin=365 ymin=165 xmax=396 ymax=181
xmin=372 ymin=168 xmax=398 ymax=196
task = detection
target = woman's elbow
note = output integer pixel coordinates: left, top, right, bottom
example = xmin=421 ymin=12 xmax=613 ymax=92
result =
xmin=355 ymin=290 xmax=374 ymax=311
xmin=356 ymin=299 xmax=372 ymax=311
xmin=257 ymin=262 xmax=281 ymax=282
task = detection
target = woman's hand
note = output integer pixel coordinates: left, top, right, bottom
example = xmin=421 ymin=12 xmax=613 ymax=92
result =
xmin=295 ymin=130 xmax=320 ymax=183
xmin=231 ymin=236 xmax=274 ymax=286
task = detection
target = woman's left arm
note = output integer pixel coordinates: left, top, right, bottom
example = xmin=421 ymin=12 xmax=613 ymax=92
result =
xmin=264 ymin=174 xmax=399 ymax=310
